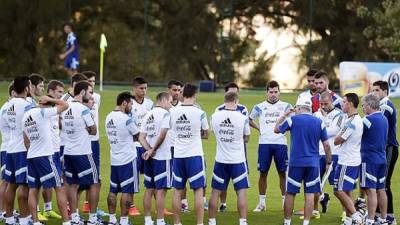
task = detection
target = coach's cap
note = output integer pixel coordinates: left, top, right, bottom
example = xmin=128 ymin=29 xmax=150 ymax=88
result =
xmin=296 ymin=97 xmax=312 ymax=108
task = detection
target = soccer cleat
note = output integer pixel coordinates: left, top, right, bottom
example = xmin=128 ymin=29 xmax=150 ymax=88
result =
xmin=163 ymin=208 xmax=173 ymax=216
xmin=82 ymin=201 xmax=90 ymax=213
xmin=128 ymin=206 xmax=141 ymax=216
xmin=300 ymin=211 xmax=320 ymax=220
xmin=37 ymin=212 xmax=49 ymax=222
xmin=253 ymin=204 xmax=266 ymax=212
xmin=319 ymin=192 xmax=330 ymax=213
xmin=387 ymin=215 xmax=397 ymax=225
xmin=71 ymin=220 xmax=85 ymax=225
xmin=218 ymin=204 xmax=227 ymax=212
xmin=43 ymin=210 xmax=62 ymax=219
xmin=181 ymin=203 xmax=189 ymax=213
xmin=87 ymin=220 xmax=102 ymax=225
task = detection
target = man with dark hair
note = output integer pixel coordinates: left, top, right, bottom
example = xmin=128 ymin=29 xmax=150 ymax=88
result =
xmin=139 ymin=92 xmax=173 ymax=225
xmin=2 ymin=76 xmax=33 ymax=225
xmin=80 ymin=71 xmax=102 ymax=214
xmin=22 ymin=95 xmax=70 ymax=225
xmin=28 ymin=73 xmax=45 ymax=105
xmin=105 ymin=92 xmax=140 ymax=225
xmin=0 ymin=83 xmax=16 ymax=222
xmin=129 ymin=76 xmax=154 ymax=216
xmin=61 ymin=81 xmax=100 ymax=225
xmin=62 ymin=73 xmax=88 ymax=102
xmin=208 ymin=91 xmax=251 ymax=225
xmin=59 ymin=23 xmax=80 ymax=76
xmin=170 ymin=83 xmax=209 ymax=225
xmin=372 ymin=80 xmax=398 ymax=224
xmin=250 ymin=80 xmax=293 ymax=212
xmin=312 ymin=71 xmax=343 ymax=112
xmin=297 ymin=69 xmax=319 ymax=112
xmin=168 ymin=80 xmax=183 ymax=107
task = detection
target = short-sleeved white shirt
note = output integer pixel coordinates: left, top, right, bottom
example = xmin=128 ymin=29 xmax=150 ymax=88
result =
xmin=50 ymin=114 xmax=60 ymax=153
xmin=89 ymin=92 xmax=101 ymax=141
xmin=0 ymin=101 xmax=11 ymax=152
xmin=60 ymin=92 xmax=74 ymax=146
xmin=105 ymin=110 xmax=139 ymax=166
xmin=60 ymin=101 xmax=95 ymax=155
xmin=211 ymin=109 xmax=250 ymax=164
xmin=131 ymin=97 xmax=153 ymax=147
xmin=336 ymin=114 xmax=363 ymax=166
xmin=170 ymin=105 xmax=209 ymax=158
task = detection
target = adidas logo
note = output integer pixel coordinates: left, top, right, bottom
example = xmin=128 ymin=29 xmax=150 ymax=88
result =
xmin=107 ymin=119 xmax=116 ymax=128
xmin=177 ymin=114 xmax=189 ymax=124
xmin=7 ymin=105 xmax=16 ymax=116
xmin=220 ymin=117 xmax=234 ymax=127
xmin=146 ymin=114 xmax=154 ymax=124
xmin=24 ymin=115 xmax=36 ymax=127
xmin=64 ymin=108 xmax=73 ymax=119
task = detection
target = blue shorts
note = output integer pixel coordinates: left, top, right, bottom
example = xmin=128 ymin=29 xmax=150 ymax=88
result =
xmin=257 ymin=144 xmax=288 ymax=173
xmin=27 ymin=156 xmax=63 ymax=189
xmin=144 ymin=159 xmax=172 ymax=189
xmin=360 ymin=162 xmax=387 ymax=190
xmin=287 ymin=166 xmax=321 ymax=194
xmin=173 ymin=156 xmax=206 ymax=190
xmin=333 ymin=164 xmax=359 ymax=192
xmin=4 ymin=152 xmax=28 ymax=184
xmin=64 ymin=154 xmax=99 ymax=186
xmin=1 ymin=151 xmax=6 ymax=179
xmin=319 ymin=155 xmax=339 ymax=185
xmin=136 ymin=146 xmax=145 ymax=174
xmin=64 ymin=56 xmax=79 ymax=70
xmin=53 ymin=152 xmax=61 ymax=170
xmin=211 ymin=161 xmax=250 ymax=191
xmin=91 ymin=141 xmax=100 ymax=177
xmin=110 ymin=159 xmax=139 ymax=194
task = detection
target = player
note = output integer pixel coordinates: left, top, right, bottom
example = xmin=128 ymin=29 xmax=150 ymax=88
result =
xmin=0 ymin=83 xmax=16 ymax=222
xmin=80 ymin=71 xmax=102 ymax=213
xmin=129 ymin=76 xmax=153 ymax=216
xmin=332 ymin=93 xmax=364 ymax=225
xmin=59 ymin=23 xmax=79 ymax=76
xmin=208 ymin=92 xmax=250 ymax=225
xmin=274 ymin=97 xmax=332 ymax=225
xmin=214 ymin=82 xmax=248 ymax=212
xmin=372 ymin=80 xmax=398 ymax=224
xmin=360 ymin=94 xmax=389 ymax=225
xmin=22 ymin=95 xmax=70 ymax=225
xmin=297 ymin=69 xmax=319 ymax=113
xmin=28 ymin=73 xmax=45 ymax=105
xmin=312 ymin=71 xmax=343 ymax=111
xmin=2 ymin=76 xmax=33 ymax=225
xmin=168 ymin=80 xmax=183 ymax=107
xmin=105 ymin=92 xmax=140 ymax=225
xmin=249 ymin=81 xmax=292 ymax=211
xmin=139 ymin=92 xmax=173 ymax=225
xmin=170 ymin=83 xmax=209 ymax=225
xmin=61 ymin=81 xmax=99 ymax=225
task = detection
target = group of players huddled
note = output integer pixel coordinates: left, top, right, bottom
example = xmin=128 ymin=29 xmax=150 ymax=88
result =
xmin=0 ymin=69 xmax=397 ymax=225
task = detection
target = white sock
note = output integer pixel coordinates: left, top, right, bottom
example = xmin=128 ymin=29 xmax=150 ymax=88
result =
xmin=221 ymin=202 xmax=226 ymax=206
xmin=19 ymin=216 xmax=30 ymax=225
xmin=71 ymin=212 xmax=80 ymax=222
xmin=209 ymin=218 xmax=216 ymax=225
xmin=37 ymin=205 xmax=40 ymax=212
xmin=239 ymin=218 xmax=247 ymax=225
xmin=120 ymin=216 xmax=129 ymax=225
xmin=89 ymin=213 xmax=97 ymax=222
xmin=303 ymin=220 xmax=310 ymax=225
xmin=156 ymin=218 xmax=165 ymax=225
xmin=181 ymin=199 xmax=188 ymax=205
xmin=109 ymin=214 xmax=117 ymax=224
xmin=62 ymin=221 xmax=72 ymax=225
xmin=5 ymin=216 xmax=15 ymax=224
xmin=44 ymin=202 xmax=52 ymax=211
xmin=259 ymin=195 xmax=266 ymax=205
xmin=145 ymin=216 xmax=153 ymax=224
xmin=283 ymin=219 xmax=291 ymax=225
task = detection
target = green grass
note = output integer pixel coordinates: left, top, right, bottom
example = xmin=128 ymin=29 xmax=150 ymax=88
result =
xmin=1 ymin=84 xmax=399 ymax=225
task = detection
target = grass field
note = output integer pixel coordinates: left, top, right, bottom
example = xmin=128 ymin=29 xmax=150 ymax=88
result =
xmin=1 ymin=83 xmax=399 ymax=225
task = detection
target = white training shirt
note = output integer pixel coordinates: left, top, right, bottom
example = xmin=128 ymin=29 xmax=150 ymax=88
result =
xmin=22 ymin=107 xmax=58 ymax=158
xmin=131 ymin=97 xmax=153 ymax=148
xmin=170 ymin=105 xmax=209 ymax=158
xmin=140 ymin=107 xmax=171 ymax=160
xmin=249 ymin=100 xmax=293 ymax=145
xmin=50 ymin=114 xmax=61 ymax=153
xmin=0 ymin=101 xmax=11 ymax=153
xmin=90 ymin=92 xmax=101 ymax=141
xmin=60 ymin=92 xmax=74 ymax=146
xmin=3 ymin=97 xmax=33 ymax=153
xmin=165 ymin=101 xmax=181 ymax=149
xmin=105 ymin=110 xmax=139 ymax=166
xmin=60 ymin=101 xmax=95 ymax=155
xmin=336 ymin=114 xmax=363 ymax=166
xmin=211 ymin=109 xmax=250 ymax=164
xmin=314 ymin=108 xmax=346 ymax=155
xmin=297 ymin=90 xmax=313 ymax=102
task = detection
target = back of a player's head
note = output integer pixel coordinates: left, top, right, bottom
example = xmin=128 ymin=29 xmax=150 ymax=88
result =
xmin=13 ymin=76 xmax=30 ymax=94
xmin=372 ymin=80 xmax=389 ymax=92
xmin=64 ymin=22 xmax=73 ymax=30
xmin=362 ymin=93 xmax=380 ymax=110
xmin=266 ymin=80 xmax=280 ymax=91
xmin=320 ymin=91 xmax=332 ymax=102
xmin=224 ymin=91 xmax=238 ymax=103
xmin=81 ymin=71 xmax=96 ymax=79
xmin=70 ymin=73 xmax=88 ymax=86
xmin=168 ymin=80 xmax=183 ymax=89
xmin=47 ymin=80 xmax=64 ymax=93
xmin=8 ymin=82 xmax=14 ymax=97
xmin=29 ymin=73 xmax=45 ymax=86
xmin=314 ymin=71 xmax=329 ymax=82
xmin=133 ymin=76 xmax=147 ymax=86
xmin=73 ymin=81 xmax=90 ymax=96
xmin=224 ymin=82 xmax=239 ymax=92
xmin=344 ymin=93 xmax=359 ymax=108
xmin=116 ymin=91 xmax=133 ymax=106
xmin=306 ymin=69 xmax=319 ymax=77
xmin=182 ymin=83 xmax=198 ymax=98
xmin=156 ymin=92 xmax=171 ymax=102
